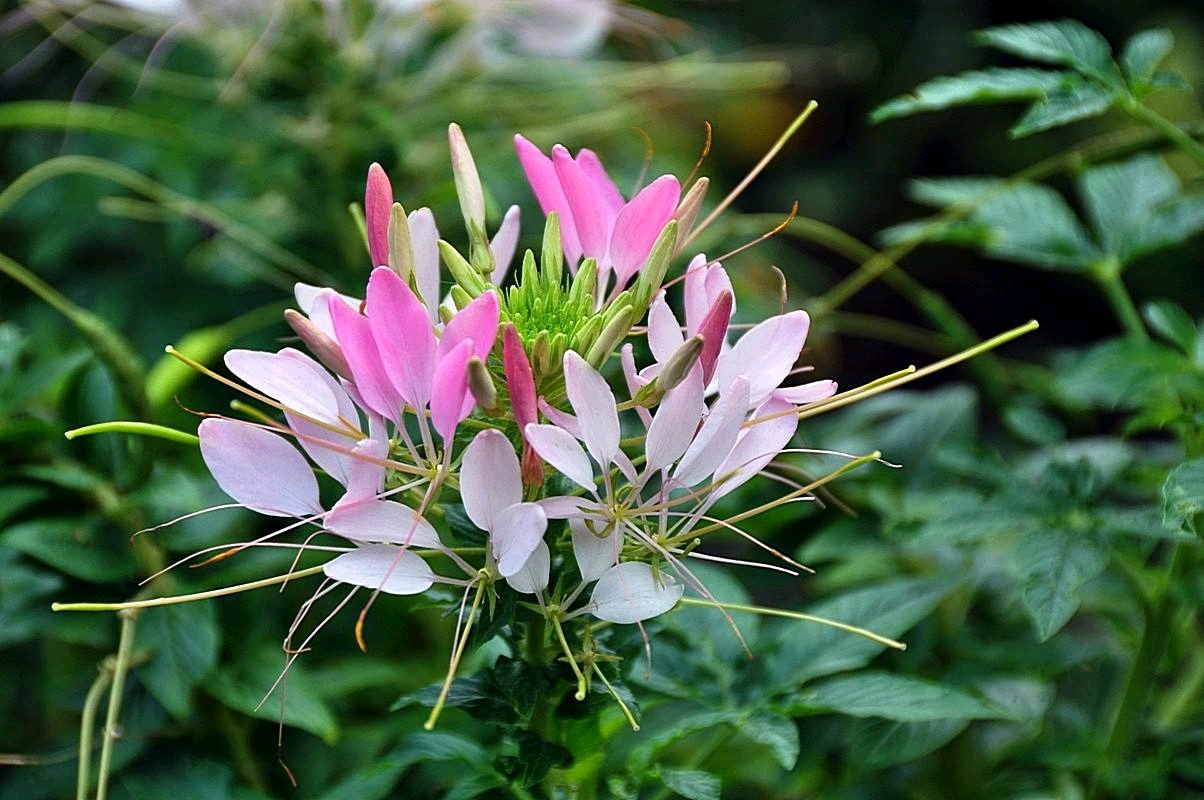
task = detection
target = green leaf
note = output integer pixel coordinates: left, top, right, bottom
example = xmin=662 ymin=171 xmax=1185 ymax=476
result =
xmin=767 ymin=578 xmax=955 ymax=689
xmin=0 ymin=484 xmax=48 ymax=528
xmin=1132 ymin=196 xmax=1204 ymax=262
xmin=1121 ymin=29 xmax=1175 ymax=91
xmin=1057 ymin=337 xmax=1194 ymax=409
xmin=2 ymin=518 xmax=138 ymax=583
xmin=1078 ymin=155 xmax=1190 ymax=262
xmin=908 ymin=176 xmax=1005 ymax=208
xmin=135 ymin=601 xmax=221 ymax=720
xmin=848 ymin=717 xmax=969 ymax=768
xmin=1163 ymin=458 xmax=1204 ymax=536
xmin=740 ymin=713 xmax=800 ymax=770
xmin=203 ymin=647 xmax=339 ymax=743
xmin=0 ymin=549 xmax=64 ymax=647
xmin=801 ymin=672 xmax=1012 ymax=721
xmin=1012 ymin=527 xmax=1109 ymax=640
xmin=657 ymin=768 xmax=721 ymax=800
xmin=123 ymin=760 xmax=238 ymax=800
xmin=1009 ymin=82 xmax=1118 ymax=137
xmin=503 ymin=730 xmax=572 ymax=788
xmin=313 ymin=732 xmax=492 ymax=800
xmin=976 ymin=20 xmax=1119 ymax=85
xmin=973 ymin=183 xmax=1098 ymax=270
xmin=1144 ymin=300 xmax=1199 ymax=355
xmin=668 ymin=562 xmax=759 ymax=669
xmin=871 ymin=69 xmax=1069 ymax=122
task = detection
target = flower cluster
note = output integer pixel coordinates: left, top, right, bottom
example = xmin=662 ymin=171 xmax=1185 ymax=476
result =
xmin=187 ymin=123 xmax=841 ymax=722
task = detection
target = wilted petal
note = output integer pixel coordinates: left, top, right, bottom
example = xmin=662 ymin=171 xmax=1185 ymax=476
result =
xmin=365 ymin=163 xmax=393 ymax=268
xmin=323 ymin=544 xmax=434 ymax=595
xmin=563 ymin=351 xmax=619 ymax=466
xmin=492 ymin=502 xmax=548 ymax=577
xmin=366 ymin=267 xmax=436 ymax=410
xmin=525 ymin=423 xmax=596 ymax=490
xmin=712 ymin=394 xmax=797 ymax=500
xmin=505 ymin=540 xmax=550 ymax=594
xmin=609 ymin=174 xmax=681 ymax=288
xmin=775 ymin=379 xmax=838 ymax=405
xmin=674 ymin=375 xmax=750 ymax=487
xmin=460 ymin=429 xmax=522 ymax=531
xmin=326 ymin=499 xmax=442 ymax=548
xmin=571 ymin=517 xmax=617 ymax=583
xmin=515 ymin=135 xmax=581 ymax=265
xmin=429 ymin=339 xmax=472 ymax=442
xmin=590 ymin=562 xmax=683 ymax=624
xmin=199 ymin=418 xmax=321 ymax=517
xmin=718 ymin=310 xmax=810 ymax=407
xmin=645 ymin=366 xmax=705 ymax=473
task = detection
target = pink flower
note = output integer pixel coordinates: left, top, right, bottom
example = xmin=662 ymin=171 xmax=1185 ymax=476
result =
xmin=514 ymin=134 xmax=681 ymax=299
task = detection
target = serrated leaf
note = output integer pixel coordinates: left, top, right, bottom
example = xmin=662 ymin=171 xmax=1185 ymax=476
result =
xmin=767 ymin=578 xmax=955 ymax=689
xmin=2 ymin=518 xmax=138 ymax=583
xmin=504 ymin=730 xmax=572 ymax=788
xmin=203 ymin=647 xmax=338 ymax=743
xmin=1121 ymin=29 xmax=1174 ymax=90
xmin=872 ymin=68 xmax=1069 ymax=122
xmin=740 ymin=713 xmax=799 ymax=770
xmin=135 ymin=601 xmax=221 ymax=720
xmin=974 ymin=183 xmax=1098 ymax=270
xmin=908 ymin=176 xmax=1006 ymax=208
xmin=1163 ymin=458 xmax=1204 ymax=536
xmin=977 ymin=20 xmax=1119 ymax=85
xmin=1079 ymin=155 xmax=1181 ymax=260
xmin=1010 ymin=82 xmax=1118 ymax=137
xmin=1057 ymin=337 xmax=1193 ymax=409
xmin=802 ymin=672 xmax=1013 ymax=721
xmin=1132 ymin=196 xmax=1204 ymax=262
xmin=657 ymin=768 xmax=721 ymax=800
xmin=1012 ymin=528 xmax=1109 ymax=640
xmin=1144 ymin=300 xmax=1198 ymax=355
xmin=849 ymin=717 xmax=968 ymax=768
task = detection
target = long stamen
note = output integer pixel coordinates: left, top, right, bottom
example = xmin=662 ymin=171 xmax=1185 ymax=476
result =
xmin=425 ymin=577 xmax=487 ymax=730
xmin=679 ymin=597 xmax=907 ymax=650
xmin=550 ymin=613 xmax=589 ymax=701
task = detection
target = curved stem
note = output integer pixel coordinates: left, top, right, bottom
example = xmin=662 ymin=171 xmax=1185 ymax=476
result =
xmin=76 ymin=663 xmax=114 ymax=800
xmin=95 ymin=609 xmax=140 ymax=800
xmin=1094 ymin=269 xmax=1149 ymax=341
xmin=1129 ymin=104 xmax=1204 ymax=167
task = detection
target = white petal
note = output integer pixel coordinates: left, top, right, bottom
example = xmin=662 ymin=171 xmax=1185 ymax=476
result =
xmin=295 ymin=285 xmax=358 ymax=340
xmin=712 ymin=395 xmax=798 ymax=500
xmin=325 ymin=500 xmax=442 ymax=548
xmin=489 ymin=205 xmax=522 ymax=285
xmin=525 ymin=423 xmax=596 ymax=491
xmin=570 ymin=517 xmax=618 ymax=583
xmin=775 ymin=379 xmax=838 ymax=405
xmin=717 ymin=310 xmax=810 ymax=407
xmin=539 ymin=495 xmax=593 ymax=519
xmin=225 ymin=348 xmax=339 ymax=424
xmin=492 ymin=502 xmax=547 ymax=577
xmin=408 ymin=207 xmax=441 ymax=322
xmin=336 ymin=438 xmax=388 ymax=504
xmin=646 ymin=292 xmax=683 ymax=364
xmin=644 ymin=366 xmax=705 ymax=473
xmin=460 ymin=429 xmax=522 ymax=532
xmin=590 ymin=562 xmax=683 ymax=624
xmin=323 ymin=545 xmax=434 ymax=595
xmin=563 ymin=351 xmax=619 ymax=466
xmin=674 ymin=375 xmax=749 ymax=487
xmin=199 ymin=418 xmax=321 ymax=517
xmin=505 ymin=540 xmax=550 ymax=594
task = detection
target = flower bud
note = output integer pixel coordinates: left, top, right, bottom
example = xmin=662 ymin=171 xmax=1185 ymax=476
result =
xmin=658 ymin=335 xmax=704 ymax=393
xmin=284 ymin=309 xmax=351 ymax=380
xmin=467 ymin=356 xmax=499 ymax=415
xmin=672 ymin=177 xmax=709 ymax=253
xmin=387 ymin=202 xmax=414 ymax=283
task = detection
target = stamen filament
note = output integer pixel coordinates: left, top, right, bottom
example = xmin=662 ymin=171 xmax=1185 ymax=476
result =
xmin=51 ymin=565 xmax=327 ymax=611
xmin=678 ymin=597 xmax=906 ymax=650
xmin=425 ymin=578 xmax=487 ymax=730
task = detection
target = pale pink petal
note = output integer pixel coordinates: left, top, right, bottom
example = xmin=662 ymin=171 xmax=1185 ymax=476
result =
xmin=284 ymin=367 xmax=364 ymax=487
xmin=323 ymin=545 xmax=434 ymax=595
xmin=225 ymin=348 xmax=339 ymax=424
xmin=325 ymin=499 xmax=442 ymax=548
xmin=503 ymin=325 xmax=537 ymax=432
xmin=683 ymin=258 xmax=734 ymax=334
xmin=515 ymin=135 xmax=581 ymax=265
xmin=294 ymin=284 xmax=359 ymax=341
xmin=505 ymin=539 xmax=550 ymax=594
xmin=646 ymin=292 xmax=684 ymax=365
xmin=492 ymin=502 xmax=548 ymax=577
xmin=440 ymin=291 xmax=499 ymax=362
xmin=718 ymin=310 xmax=811 ymax=408
xmin=590 ymin=562 xmax=683 ymax=624
xmin=460 ymin=429 xmax=522 ymax=531
xmin=553 ymin=145 xmax=610 ymax=265
xmin=199 ymin=418 xmax=321 ymax=517
xmin=695 ymin=290 xmax=733 ymax=386
xmin=609 ymin=174 xmax=681 ymax=288
xmin=338 ymin=438 xmax=388 ymax=502
xmin=365 ymin=163 xmax=393 ymax=267
xmin=571 ymin=517 xmax=617 ymax=583
xmin=563 ymin=350 xmax=619 ymax=466
xmin=408 ymin=208 xmax=441 ymax=320
xmin=537 ymin=398 xmax=581 ymax=439
xmin=575 ymin=148 xmax=625 ymax=216
xmin=620 ymin=343 xmax=652 ymax=428
xmin=674 ymin=375 xmax=750 ymax=487
xmin=489 ymin=205 xmax=522 ymax=285
xmin=429 ymin=339 xmax=472 ymax=442
xmin=366 ymin=267 xmax=436 ymax=410
xmin=775 ymin=379 xmax=838 ymax=405
xmin=328 ymin=294 xmax=401 ymax=422
xmin=525 ymin=423 xmax=596 ymax=490
xmin=645 ymin=365 xmax=705 ymax=473
xmin=539 ymin=495 xmax=593 ymax=519
xmin=712 ymin=394 xmax=797 ymax=500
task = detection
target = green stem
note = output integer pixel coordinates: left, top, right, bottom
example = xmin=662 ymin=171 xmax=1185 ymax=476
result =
xmin=95 ymin=609 xmax=140 ymax=800
xmin=76 ymin=662 xmax=114 ymax=800
xmin=1095 ymin=270 xmax=1149 ymax=340
xmin=1129 ymin=104 xmax=1204 ymax=167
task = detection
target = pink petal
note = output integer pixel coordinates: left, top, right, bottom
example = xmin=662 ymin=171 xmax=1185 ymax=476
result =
xmin=563 ymin=350 xmax=619 ymax=466
xmin=492 ymin=502 xmax=548 ymax=577
xmin=525 ymin=423 xmax=596 ymax=491
xmin=717 ymin=310 xmax=811 ymax=408
xmin=323 ymin=545 xmax=434 ymax=595
xmin=199 ymin=418 xmax=321 ymax=517
xmin=503 ymin=325 xmax=537 ymax=432
xmin=570 ymin=517 xmax=618 ymax=583
xmin=608 ymin=174 xmax=681 ymax=289
xmin=408 ymin=208 xmax=441 ymax=320
xmin=281 ymin=362 xmax=365 ymax=486
xmin=645 ymin=365 xmax=705 ymax=473
xmin=294 ymin=284 xmax=359 ymax=341
xmin=674 ymin=375 xmax=750 ymax=487
xmin=683 ymin=258 xmax=733 ymax=334
xmin=574 ymin=148 xmax=625 ymax=217
xmin=712 ymin=394 xmax=797 ymax=500
xmin=366 ymin=267 xmax=436 ymax=410
xmin=325 ymin=499 xmax=442 ymax=548
xmin=338 ymin=438 xmax=388 ymax=502
xmin=489 ymin=205 xmax=522 ymax=285
xmin=441 ymin=291 xmax=499 ymax=362
xmin=460 ymin=429 xmax=522 ymax=531
xmin=620 ymin=343 xmax=652 ymax=429
xmin=552 ymin=145 xmax=610 ymax=266
xmin=775 ymin=379 xmax=838 ymax=405
xmin=328 ymin=294 xmax=401 ymax=423
xmin=225 ymin=348 xmax=340 ymax=424
xmin=505 ymin=540 xmax=550 ymax=594
xmin=515 ymin=135 xmax=581 ymax=266
xmin=695 ymin=290 xmax=733 ymax=386
xmin=537 ymin=398 xmax=581 ymax=439
xmin=590 ymin=562 xmax=683 ymax=624
xmin=429 ymin=339 xmax=472 ymax=442
xmin=365 ymin=163 xmax=393 ymax=268
xmin=539 ymin=494 xmax=593 ymax=519
xmin=646 ymin=293 xmax=684 ymax=365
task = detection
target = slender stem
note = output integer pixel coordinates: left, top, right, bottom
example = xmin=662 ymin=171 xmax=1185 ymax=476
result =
xmin=425 ymin=581 xmax=486 ymax=730
xmin=65 ymin=421 xmax=200 ymax=446
xmin=95 ymin=609 xmax=140 ymax=800
xmin=52 ymin=565 xmax=327 ymax=612
xmin=1129 ymin=104 xmax=1204 ymax=167
xmin=76 ymin=664 xmax=114 ymax=800
xmin=1094 ymin=267 xmax=1148 ymax=340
